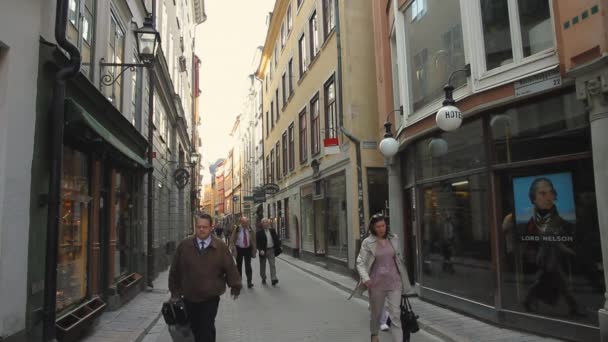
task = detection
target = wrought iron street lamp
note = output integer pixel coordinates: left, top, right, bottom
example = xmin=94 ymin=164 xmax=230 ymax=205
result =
xmin=436 ymin=64 xmax=471 ymax=132
xmin=100 ymin=15 xmax=160 ymax=87
xmin=379 ymin=106 xmax=403 ymax=158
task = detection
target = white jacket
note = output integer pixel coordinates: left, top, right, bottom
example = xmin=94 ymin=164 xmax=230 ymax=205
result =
xmin=349 ymin=233 xmax=412 ymax=299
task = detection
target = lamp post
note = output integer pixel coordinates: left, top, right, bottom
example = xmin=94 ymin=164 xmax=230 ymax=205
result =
xmin=378 ymin=106 xmax=405 ymax=253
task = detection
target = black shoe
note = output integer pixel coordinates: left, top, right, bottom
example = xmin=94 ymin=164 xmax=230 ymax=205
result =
xmin=271 ymin=279 xmax=278 ymax=286
xmin=248 ymin=283 xmax=254 ymax=288
xmin=262 ymin=279 xmax=266 ymax=285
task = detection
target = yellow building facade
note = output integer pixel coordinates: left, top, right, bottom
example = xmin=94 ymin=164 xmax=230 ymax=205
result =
xmin=256 ymin=0 xmax=383 ymax=268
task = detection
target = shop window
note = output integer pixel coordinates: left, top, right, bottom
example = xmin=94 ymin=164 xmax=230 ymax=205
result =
xmin=57 ymin=147 xmax=91 ymax=312
xmin=113 ymin=172 xmax=133 ymax=280
xmin=498 ymin=159 xmax=605 ymax=325
xmin=326 ymin=173 xmax=348 ymax=260
xmin=416 ymin=119 xmax=485 ymax=180
xmin=419 ymin=173 xmax=494 ymax=304
xmin=301 ymin=194 xmax=314 ymax=252
xmin=490 ymin=92 xmax=590 ymax=164
xmin=404 ymin=0 xmax=466 ymax=114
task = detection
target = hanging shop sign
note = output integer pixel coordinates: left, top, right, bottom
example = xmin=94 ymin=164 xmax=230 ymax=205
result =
xmin=174 ymin=168 xmax=190 ymax=189
xmin=262 ymin=183 xmax=280 ymax=195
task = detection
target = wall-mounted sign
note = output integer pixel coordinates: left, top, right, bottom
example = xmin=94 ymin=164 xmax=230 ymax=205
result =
xmin=253 ymin=191 xmax=266 ymax=204
xmin=515 ymin=69 xmax=561 ymax=98
xmin=323 ymin=138 xmax=340 ymax=155
xmin=263 ymin=183 xmax=280 ymax=195
xmin=174 ymin=168 xmax=190 ymax=189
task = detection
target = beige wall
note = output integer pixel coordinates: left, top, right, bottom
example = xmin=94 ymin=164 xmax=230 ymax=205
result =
xmin=256 ymin=0 xmax=382 ymax=264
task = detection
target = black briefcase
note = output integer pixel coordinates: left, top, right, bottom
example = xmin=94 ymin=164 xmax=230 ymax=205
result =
xmin=162 ymin=298 xmax=195 ymax=342
xmin=162 ymin=297 xmax=189 ymax=326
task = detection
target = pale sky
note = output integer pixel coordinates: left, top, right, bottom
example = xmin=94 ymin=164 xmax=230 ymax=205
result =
xmin=195 ymin=0 xmax=275 ymax=169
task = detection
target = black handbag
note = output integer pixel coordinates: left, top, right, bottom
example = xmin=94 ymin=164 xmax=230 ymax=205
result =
xmin=400 ymin=295 xmax=419 ymax=338
xmin=162 ymin=297 xmax=189 ymax=326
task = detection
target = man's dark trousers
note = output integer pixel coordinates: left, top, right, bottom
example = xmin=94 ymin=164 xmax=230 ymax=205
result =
xmin=236 ymin=246 xmax=253 ymax=285
xmin=185 ymin=296 xmax=220 ymax=342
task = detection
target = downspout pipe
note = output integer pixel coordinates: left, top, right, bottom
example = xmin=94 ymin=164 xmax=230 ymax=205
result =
xmin=147 ymin=0 xmax=157 ymax=287
xmin=44 ymin=0 xmax=81 ymax=341
xmin=335 ymin=1 xmax=366 ymax=242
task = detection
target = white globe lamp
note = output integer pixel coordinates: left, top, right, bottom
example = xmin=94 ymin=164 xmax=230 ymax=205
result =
xmin=379 ymin=121 xmax=400 ymax=158
xmin=436 ymin=105 xmax=462 ymax=131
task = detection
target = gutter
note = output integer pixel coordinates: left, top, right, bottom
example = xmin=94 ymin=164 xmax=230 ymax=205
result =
xmin=147 ymin=0 xmax=157 ymax=287
xmin=44 ymin=0 xmax=82 ymax=341
xmin=335 ymin=1 xmax=366 ymax=241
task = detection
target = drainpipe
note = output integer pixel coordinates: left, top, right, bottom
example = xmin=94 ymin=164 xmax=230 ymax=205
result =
xmin=147 ymin=0 xmax=157 ymax=287
xmin=335 ymin=1 xmax=366 ymax=245
xmin=43 ymin=0 xmax=81 ymax=341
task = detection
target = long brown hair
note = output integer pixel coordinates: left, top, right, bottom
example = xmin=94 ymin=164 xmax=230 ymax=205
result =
xmin=368 ymin=213 xmax=390 ymax=238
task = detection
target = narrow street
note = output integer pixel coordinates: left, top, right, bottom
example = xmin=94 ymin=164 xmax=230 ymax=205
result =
xmin=144 ymin=258 xmax=443 ymax=342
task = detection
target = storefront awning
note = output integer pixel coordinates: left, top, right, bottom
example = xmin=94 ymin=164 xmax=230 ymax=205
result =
xmin=65 ymin=99 xmax=152 ymax=169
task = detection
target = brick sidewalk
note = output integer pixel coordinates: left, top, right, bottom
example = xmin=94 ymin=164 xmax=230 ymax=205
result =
xmin=278 ymin=254 xmax=564 ymax=342
xmin=80 ymin=270 xmax=170 ymax=342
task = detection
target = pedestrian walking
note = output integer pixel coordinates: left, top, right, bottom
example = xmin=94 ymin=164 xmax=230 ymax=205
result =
xmin=256 ymin=218 xmax=282 ymax=285
xmin=350 ymin=213 xmax=413 ymax=342
xmin=229 ymin=216 xmax=257 ymax=288
xmin=168 ymin=213 xmax=242 ymax=342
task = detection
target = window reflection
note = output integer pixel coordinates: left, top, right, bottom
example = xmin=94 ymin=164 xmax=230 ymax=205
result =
xmin=420 ymin=173 xmax=493 ymax=304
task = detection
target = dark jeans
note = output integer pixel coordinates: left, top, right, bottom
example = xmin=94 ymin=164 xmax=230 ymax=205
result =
xmin=236 ymin=246 xmax=253 ymax=284
xmin=185 ymin=297 xmax=220 ymax=342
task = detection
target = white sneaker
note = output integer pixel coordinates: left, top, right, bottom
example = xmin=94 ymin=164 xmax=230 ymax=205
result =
xmin=380 ymin=324 xmax=390 ymax=331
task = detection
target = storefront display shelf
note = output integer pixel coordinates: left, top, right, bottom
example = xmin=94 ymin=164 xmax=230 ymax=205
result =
xmin=56 ymin=297 xmax=106 ymax=342
xmin=117 ymin=272 xmax=143 ymax=300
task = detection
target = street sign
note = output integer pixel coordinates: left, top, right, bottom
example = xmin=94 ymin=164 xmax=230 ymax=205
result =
xmin=243 ymin=196 xmax=254 ymax=201
xmin=514 ymin=69 xmax=561 ymax=98
xmin=253 ymin=190 xmax=266 ymax=203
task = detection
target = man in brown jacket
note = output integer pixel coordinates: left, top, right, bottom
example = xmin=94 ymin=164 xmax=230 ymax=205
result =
xmin=169 ymin=213 xmax=241 ymax=342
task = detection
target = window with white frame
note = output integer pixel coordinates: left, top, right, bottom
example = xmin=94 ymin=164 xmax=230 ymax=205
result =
xmin=108 ymin=13 xmax=125 ymax=108
xmin=131 ymin=52 xmax=140 ymax=126
xmin=281 ymin=22 xmax=287 ymax=48
xmin=323 ymin=0 xmax=336 ymax=38
xmin=310 ymin=94 xmax=320 ymax=155
xmin=287 ymin=4 xmax=293 ymax=33
xmin=67 ymin=0 xmax=95 ymax=78
xmin=324 ymin=75 xmax=337 ymax=139
xmin=479 ymin=0 xmax=553 ymax=71
xmin=288 ymin=58 xmax=294 ymax=95
xmin=298 ymin=34 xmax=308 ymax=77
xmin=309 ymin=11 xmax=319 ymax=60
xmin=282 ymin=72 xmax=287 ymax=107
xmin=404 ymin=0 xmax=465 ymax=113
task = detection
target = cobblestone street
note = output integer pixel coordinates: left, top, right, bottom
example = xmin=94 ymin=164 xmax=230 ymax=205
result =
xmin=144 ymin=258 xmax=443 ymax=342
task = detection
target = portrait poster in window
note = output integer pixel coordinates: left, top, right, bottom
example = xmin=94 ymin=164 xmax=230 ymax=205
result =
xmin=513 ymin=172 xmax=575 ymax=243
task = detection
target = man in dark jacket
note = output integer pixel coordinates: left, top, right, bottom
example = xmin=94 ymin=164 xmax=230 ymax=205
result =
xmin=169 ymin=213 xmax=241 ymax=342
xmin=256 ymin=218 xmax=282 ymax=285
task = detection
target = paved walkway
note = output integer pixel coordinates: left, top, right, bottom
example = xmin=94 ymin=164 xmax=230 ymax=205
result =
xmin=278 ymin=254 xmax=564 ymax=342
xmin=145 ymin=257 xmax=443 ymax=342
xmin=80 ymin=271 xmax=170 ymax=342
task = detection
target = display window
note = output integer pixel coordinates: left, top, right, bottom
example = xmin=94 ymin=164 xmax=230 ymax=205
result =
xmin=498 ymin=159 xmax=605 ymax=324
xmin=57 ymin=147 xmax=91 ymax=312
xmin=419 ymin=173 xmax=494 ymax=304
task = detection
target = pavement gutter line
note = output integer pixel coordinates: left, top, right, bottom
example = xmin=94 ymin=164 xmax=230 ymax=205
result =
xmin=277 ymin=255 xmax=470 ymax=342
xmin=134 ymin=311 xmax=164 ymax=342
